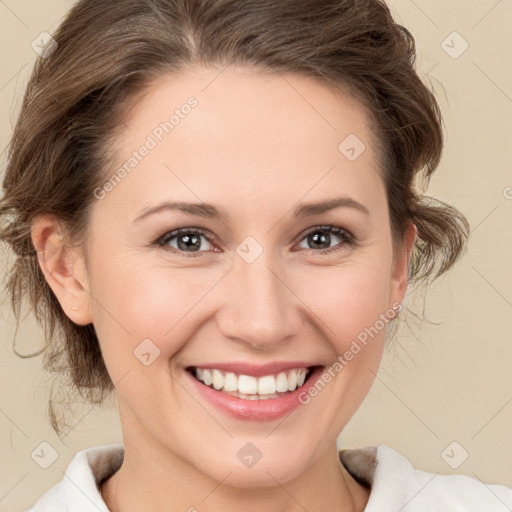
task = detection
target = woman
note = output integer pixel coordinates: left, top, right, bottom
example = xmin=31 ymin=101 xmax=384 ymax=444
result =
xmin=1 ymin=0 xmax=511 ymax=510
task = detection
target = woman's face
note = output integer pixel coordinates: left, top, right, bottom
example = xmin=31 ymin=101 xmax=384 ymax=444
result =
xmin=54 ymin=66 xmax=414 ymax=485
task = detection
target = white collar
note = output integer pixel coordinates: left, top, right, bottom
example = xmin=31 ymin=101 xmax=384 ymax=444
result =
xmin=28 ymin=443 xmax=512 ymax=511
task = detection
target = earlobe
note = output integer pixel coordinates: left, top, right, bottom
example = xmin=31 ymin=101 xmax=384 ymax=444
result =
xmin=31 ymin=215 xmax=93 ymax=326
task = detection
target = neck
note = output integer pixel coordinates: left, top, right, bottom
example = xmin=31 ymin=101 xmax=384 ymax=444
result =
xmin=101 ymin=438 xmax=370 ymax=512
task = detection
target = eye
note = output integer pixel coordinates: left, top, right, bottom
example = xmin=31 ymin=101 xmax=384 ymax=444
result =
xmin=154 ymin=224 xmax=356 ymax=257
xmin=155 ymin=228 xmax=217 ymax=256
xmin=294 ymin=225 xmax=356 ymax=254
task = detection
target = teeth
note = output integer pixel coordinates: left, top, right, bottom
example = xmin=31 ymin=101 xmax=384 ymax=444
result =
xmin=202 ymin=369 xmax=213 ymax=386
xmin=258 ymin=375 xmax=276 ymax=395
xmin=193 ymin=367 xmax=313 ymax=396
xmin=212 ymin=369 xmax=224 ymax=390
xmin=239 ymin=375 xmax=258 ymax=394
xmin=276 ymin=372 xmax=288 ymax=392
xmin=287 ymin=370 xmax=298 ymax=391
xmin=223 ymin=372 xmax=238 ymax=392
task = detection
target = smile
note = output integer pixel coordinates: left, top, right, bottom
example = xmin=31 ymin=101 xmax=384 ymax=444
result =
xmin=188 ymin=366 xmax=316 ymax=400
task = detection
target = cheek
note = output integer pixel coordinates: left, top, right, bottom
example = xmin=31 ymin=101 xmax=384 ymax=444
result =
xmin=293 ymin=258 xmax=392 ymax=349
xmin=90 ymin=258 xmax=217 ymax=363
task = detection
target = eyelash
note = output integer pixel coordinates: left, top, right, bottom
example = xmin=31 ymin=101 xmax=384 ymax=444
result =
xmin=154 ymin=224 xmax=357 ymax=257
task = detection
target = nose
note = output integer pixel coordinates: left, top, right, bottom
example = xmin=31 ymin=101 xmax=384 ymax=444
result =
xmin=216 ymin=251 xmax=302 ymax=351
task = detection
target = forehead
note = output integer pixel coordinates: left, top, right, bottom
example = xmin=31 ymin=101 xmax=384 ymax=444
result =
xmin=100 ymin=66 xmax=384 ymax=223
xmin=119 ymin=65 xmax=376 ymax=154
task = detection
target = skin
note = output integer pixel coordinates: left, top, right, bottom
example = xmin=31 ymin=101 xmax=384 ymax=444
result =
xmin=31 ymin=66 xmax=416 ymax=512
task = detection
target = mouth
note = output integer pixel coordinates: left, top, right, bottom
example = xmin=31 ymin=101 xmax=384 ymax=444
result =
xmin=186 ymin=365 xmax=322 ymax=401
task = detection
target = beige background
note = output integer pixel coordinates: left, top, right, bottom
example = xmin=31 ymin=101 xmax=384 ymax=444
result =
xmin=1 ymin=0 xmax=511 ymax=510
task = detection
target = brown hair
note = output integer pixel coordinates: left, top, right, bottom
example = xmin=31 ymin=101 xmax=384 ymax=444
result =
xmin=0 ymin=0 xmax=469 ymax=436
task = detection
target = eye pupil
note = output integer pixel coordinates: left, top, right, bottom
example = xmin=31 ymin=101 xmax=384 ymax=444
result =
xmin=309 ymin=231 xmax=330 ymax=250
xmin=178 ymin=233 xmax=201 ymax=251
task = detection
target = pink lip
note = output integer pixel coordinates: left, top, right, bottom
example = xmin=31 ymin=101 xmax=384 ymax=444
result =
xmin=185 ymin=365 xmax=325 ymax=422
xmin=186 ymin=361 xmax=318 ymax=377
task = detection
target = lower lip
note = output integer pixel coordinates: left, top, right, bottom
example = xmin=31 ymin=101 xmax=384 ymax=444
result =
xmin=185 ymin=366 xmax=325 ymax=422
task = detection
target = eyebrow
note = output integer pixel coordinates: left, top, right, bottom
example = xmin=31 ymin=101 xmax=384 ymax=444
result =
xmin=133 ymin=196 xmax=370 ymax=223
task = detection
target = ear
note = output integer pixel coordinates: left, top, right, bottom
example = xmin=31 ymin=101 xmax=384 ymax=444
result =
xmin=30 ymin=214 xmax=93 ymax=326
xmin=388 ymin=220 xmax=417 ymax=311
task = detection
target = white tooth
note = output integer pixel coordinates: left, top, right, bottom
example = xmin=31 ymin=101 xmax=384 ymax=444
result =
xmin=297 ymin=368 xmax=306 ymax=387
xmin=202 ymin=369 xmax=213 ymax=386
xmin=276 ymin=372 xmax=289 ymax=392
xmin=258 ymin=375 xmax=276 ymax=395
xmin=212 ymin=369 xmax=224 ymax=390
xmin=238 ymin=374 xmax=258 ymax=394
xmin=223 ymin=372 xmax=238 ymax=392
xmin=287 ymin=369 xmax=298 ymax=391
xmin=197 ymin=367 xmax=309 ymax=396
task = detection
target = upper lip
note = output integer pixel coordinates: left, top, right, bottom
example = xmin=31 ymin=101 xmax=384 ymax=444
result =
xmin=186 ymin=362 xmax=322 ymax=377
